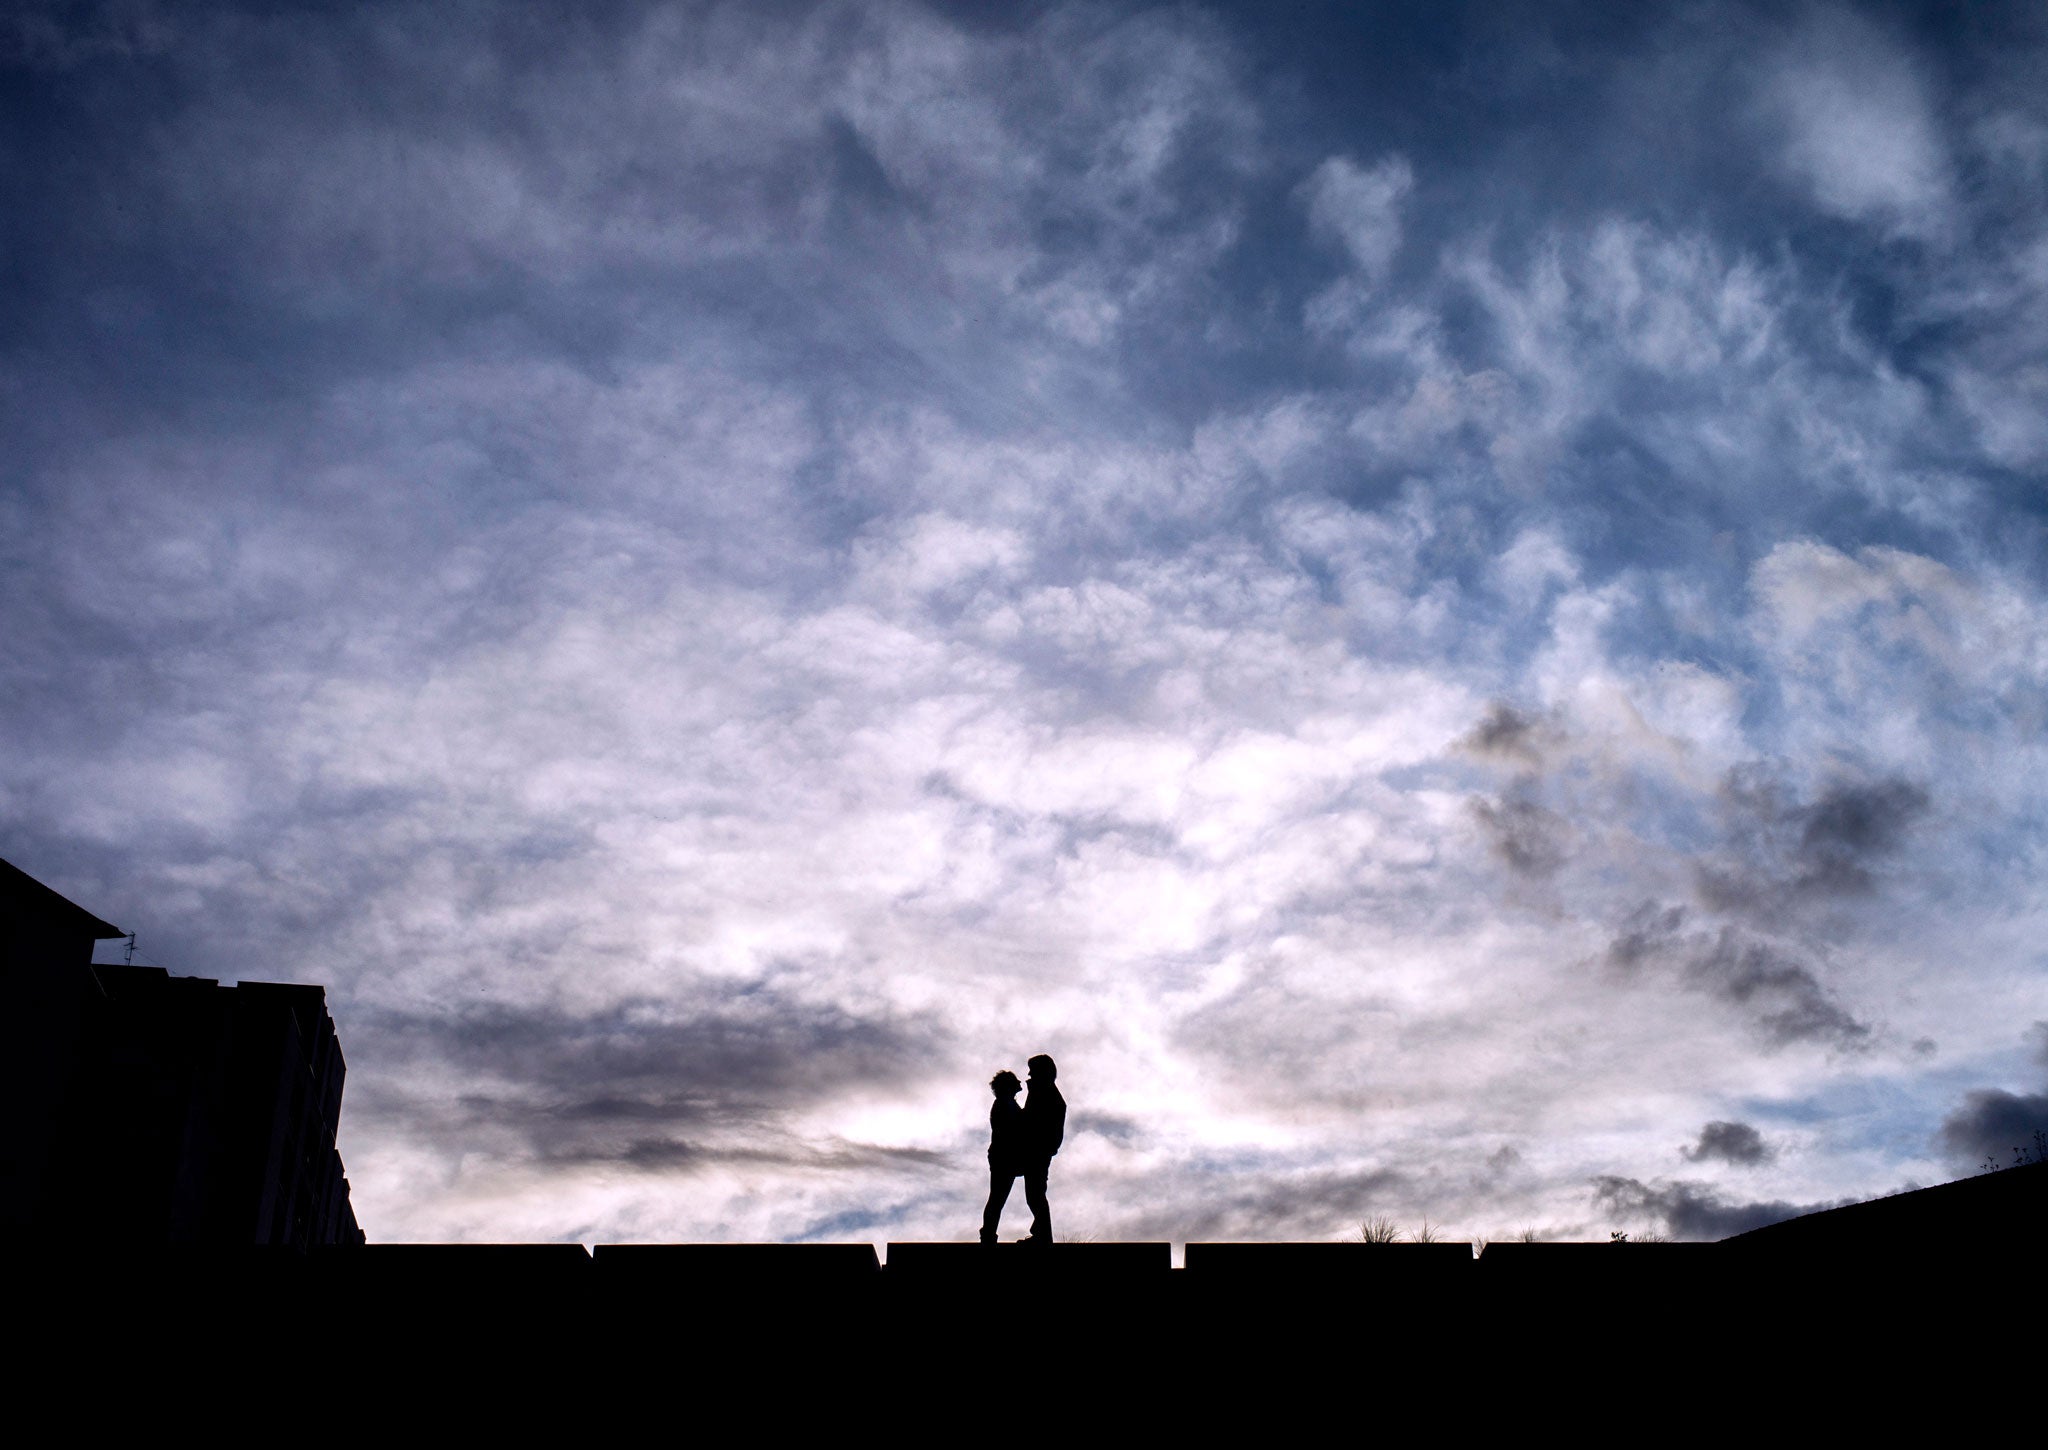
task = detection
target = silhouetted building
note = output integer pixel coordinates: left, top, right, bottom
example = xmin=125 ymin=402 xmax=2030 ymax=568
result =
xmin=1 ymin=857 xmax=363 ymax=1246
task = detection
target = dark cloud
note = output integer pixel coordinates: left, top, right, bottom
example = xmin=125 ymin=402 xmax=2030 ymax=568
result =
xmin=1935 ymin=1021 xmax=2048 ymax=1169
xmin=1936 ymin=1089 xmax=2048 ymax=1169
xmin=1471 ymin=792 xmax=1570 ymax=877
xmin=1115 ymin=1165 xmax=1408 ymax=1244
xmin=1606 ymin=902 xmax=1689 ymax=972
xmin=1700 ymin=771 xmax=1931 ymax=913
xmin=1591 ymin=1175 xmax=1838 ymax=1241
xmin=1684 ymin=933 xmax=1872 ymax=1051
xmin=1794 ymin=778 xmax=1932 ymax=894
xmin=1681 ymin=1119 xmax=1774 ymax=1167
xmin=1612 ymin=774 xmax=1916 ymax=1053
xmin=1605 ymin=904 xmax=1872 ymax=1050
xmin=1070 ymin=1110 xmax=1142 ymax=1145
xmin=354 ymin=990 xmax=952 ymax=1171
xmin=1459 ymin=701 xmax=1548 ymax=769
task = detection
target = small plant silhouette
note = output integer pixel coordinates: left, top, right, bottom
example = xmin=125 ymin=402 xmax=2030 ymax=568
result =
xmin=1358 ymin=1216 xmax=1402 ymax=1244
xmin=1979 ymin=1132 xmax=2045 ymax=1174
xmin=1357 ymin=1216 xmax=1444 ymax=1244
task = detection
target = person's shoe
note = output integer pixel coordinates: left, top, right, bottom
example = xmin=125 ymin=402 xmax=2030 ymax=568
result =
xmin=1015 ymin=1235 xmax=1050 ymax=1246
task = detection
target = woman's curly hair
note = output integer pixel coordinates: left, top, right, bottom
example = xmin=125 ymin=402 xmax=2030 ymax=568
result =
xmin=989 ymin=1069 xmax=1021 ymax=1095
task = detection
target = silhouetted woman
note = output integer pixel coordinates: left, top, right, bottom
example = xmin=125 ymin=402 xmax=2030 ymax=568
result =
xmin=979 ymin=1069 xmax=1025 ymax=1244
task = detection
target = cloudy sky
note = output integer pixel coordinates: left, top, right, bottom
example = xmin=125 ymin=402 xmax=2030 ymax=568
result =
xmin=7 ymin=0 xmax=2048 ymax=1247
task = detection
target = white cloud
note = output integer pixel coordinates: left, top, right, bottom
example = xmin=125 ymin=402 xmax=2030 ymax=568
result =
xmin=1491 ymin=528 xmax=1579 ymax=611
xmin=1757 ymin=10 xmax=1952 ymax=237
xmin=1303 ymin=154 xmax=1414 ymax=283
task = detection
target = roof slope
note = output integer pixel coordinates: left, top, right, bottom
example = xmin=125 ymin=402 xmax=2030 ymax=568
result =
xmin=1724 ymin=1159 xmax=2047 ymax=1249
xmin=0 ymin=856 xmax=124 ymax=939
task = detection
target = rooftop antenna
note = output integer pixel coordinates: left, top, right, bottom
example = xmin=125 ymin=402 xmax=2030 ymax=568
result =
xmin=124 ymin=932 xmax=137 ymax=965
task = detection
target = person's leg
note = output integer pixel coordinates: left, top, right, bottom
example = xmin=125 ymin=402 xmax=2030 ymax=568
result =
xmin=1024 ymin=1160 xmax=1051 ymax=1242
xmin=981 ymin=1168 xmax=1015 ymax=1243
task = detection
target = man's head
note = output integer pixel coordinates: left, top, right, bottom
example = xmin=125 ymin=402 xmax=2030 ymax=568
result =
xmin=1026 ymin=1054 xmax=1056 ymax=1082
xmin=990 ymin=1069 xmax=1021 ymax=1098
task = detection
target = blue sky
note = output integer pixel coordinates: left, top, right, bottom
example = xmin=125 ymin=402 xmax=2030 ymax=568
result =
xmin=5 ymin=0 xmax=2047 ymax=1245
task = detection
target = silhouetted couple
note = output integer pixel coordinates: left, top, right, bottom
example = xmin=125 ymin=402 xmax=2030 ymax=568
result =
xmin=981 ymin=1054 xmax=1066 ymax=1245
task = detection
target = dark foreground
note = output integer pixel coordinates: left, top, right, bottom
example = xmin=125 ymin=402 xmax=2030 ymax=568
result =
xmin=19 ymin=1162 xmax=2042 ymax=1426
xmin=19 ymin=1171 xmax=2043 ymax=1434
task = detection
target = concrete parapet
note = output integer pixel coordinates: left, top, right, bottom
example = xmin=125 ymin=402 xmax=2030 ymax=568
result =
xmin=330 ymin=1242 xmax=593 ymax=1287
xmin=1185 ymin=1241 xmax=1474 ymax=1282
xmin=589 ymin=1243 xmax=881 ymax=1331
xmin=592 ymin=1242 xmax=881 ymax=1282
xmin=1473 ymin=1240 xmax=1728 ymax=1323
xmin=321 ymin=1243 xmax=594 ymax=1313
xmin=1476 ymin=1240 xmax=1714 ymax=1278
xmin=884 ymin=1241 xmax=1170 ymax=1278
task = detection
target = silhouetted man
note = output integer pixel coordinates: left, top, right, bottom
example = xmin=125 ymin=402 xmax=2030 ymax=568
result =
xmin=980 ymin=1069 xmax=1025 ymax=1244
xmin=1019 ymin=1054 xmax=1066 ymax=1244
